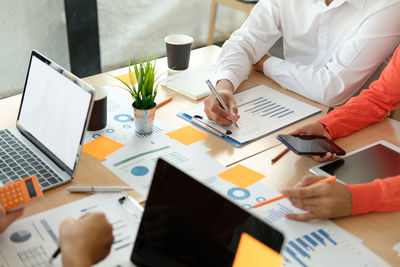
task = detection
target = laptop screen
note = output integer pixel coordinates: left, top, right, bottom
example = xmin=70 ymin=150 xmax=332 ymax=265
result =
xmin=130 ymin=159 xmax=284 ymax=267
xmin=17 ymin=52 xmax=92 ymax=172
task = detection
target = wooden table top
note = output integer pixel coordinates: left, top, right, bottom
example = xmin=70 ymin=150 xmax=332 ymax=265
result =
xmin=1 ymin=45 xmax=397 ymax=265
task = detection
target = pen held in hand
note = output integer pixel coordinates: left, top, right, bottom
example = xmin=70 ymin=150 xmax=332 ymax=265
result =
xmin=252 ymin=176 xmax=336 ymax=208
xmin=48 ymin=247 xmax=60 ymax=264
xmin=271 ymin=147 xmax=290 ymax=164
xmin=205 ymin=79 xmax=239 ymax=128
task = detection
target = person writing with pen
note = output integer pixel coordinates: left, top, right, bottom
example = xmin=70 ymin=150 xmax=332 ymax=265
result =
xmin=204 ymin=0 xmax=400 ymax=124
xmin=0 ymin=205 xmax=114 ymax=267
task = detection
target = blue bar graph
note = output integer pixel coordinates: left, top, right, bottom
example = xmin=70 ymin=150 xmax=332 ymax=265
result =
xmin=285 ymin=247 xmax=307 ymax=267
xmin=303 ymin=234 xmax=318 ymax=247
xmin=289 ymin=241 xmax=310 ymax=259
xmin=318 ymin=229 xmax=337 ymax=246
xmin=284 ymin=228 xmax=340 ymax=266
xmin=296 ymin=237 xmax=314 ymax=251
xmin=311 ymin=231 xmax=326 ymax=246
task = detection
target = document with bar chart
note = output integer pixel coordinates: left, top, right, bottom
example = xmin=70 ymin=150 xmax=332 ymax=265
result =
xmin=180 ymin=84 xmax=321 ymax=146
xmin=280 ymin=221 xmax=390 ymax=267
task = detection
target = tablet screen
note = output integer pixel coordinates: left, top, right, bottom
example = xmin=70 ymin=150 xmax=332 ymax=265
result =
xmin=130 ymin=158 xmax=284 ymax=266
xmin=319 ymin=144 xmax=400 ymax=184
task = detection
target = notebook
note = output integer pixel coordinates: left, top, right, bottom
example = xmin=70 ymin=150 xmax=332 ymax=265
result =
xmin=0 ymin=51 xmax=94 ymax=190
xmin=160 ymin=65 xmax=215 ymax=100
xmin=178 ymin=84 xmax=321 ymax=147
xmin=117 ymin=158 xmax=285 ymax=266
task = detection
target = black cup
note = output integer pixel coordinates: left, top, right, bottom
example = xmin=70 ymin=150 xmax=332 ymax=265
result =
xmin=88 ymin=86 xmax=107 ymax=131
xmin=165 ymin=34 xmax=193 ymax=70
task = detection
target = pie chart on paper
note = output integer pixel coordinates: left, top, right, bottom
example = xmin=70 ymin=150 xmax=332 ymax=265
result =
xmin=131 ymin=166 xmax=149 ymax=176
xmin=10 ymin=230 xmax=31 ymax=243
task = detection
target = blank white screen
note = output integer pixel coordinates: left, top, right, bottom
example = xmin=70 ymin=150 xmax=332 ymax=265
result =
xmin=18 ymin=56 xmax=91 ymax=170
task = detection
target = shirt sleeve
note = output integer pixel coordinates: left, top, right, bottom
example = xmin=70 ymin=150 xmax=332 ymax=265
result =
xmin=318 ymin=45 xmax=400 ymax=139
xmin=263 ymin=2 xmax=400 ymax=106
xmin=347 ymin=175 xmax=400 ymax=215
xmin=214 ymin=0 xmax=282 ymax=90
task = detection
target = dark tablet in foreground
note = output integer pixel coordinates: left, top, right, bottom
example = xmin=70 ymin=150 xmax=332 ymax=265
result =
xmin=310 ymin=141 xmax=400 ymax=184
xmin=130 ymin=158 xmax=285 ymax=267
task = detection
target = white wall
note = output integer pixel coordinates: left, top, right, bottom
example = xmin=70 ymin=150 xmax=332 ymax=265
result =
xmin=98 ymin=0 xmax=246 ymax=71
xmin=0 ymin=0 xmax=246 ymax=98
xmin=0 ymin=0 xmax=70 ymax=99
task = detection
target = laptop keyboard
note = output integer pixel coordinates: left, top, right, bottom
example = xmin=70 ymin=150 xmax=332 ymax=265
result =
xmin=0 ymin=129 xmax=63 ymax=190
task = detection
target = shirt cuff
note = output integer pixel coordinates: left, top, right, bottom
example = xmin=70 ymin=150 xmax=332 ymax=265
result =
xmin=263 ymin=56 xmax=284 ymax=78
xmin=214 ymin=70 xmax=243 ymax=91
xmin=347 ymin=182 xmax=379 ymax=215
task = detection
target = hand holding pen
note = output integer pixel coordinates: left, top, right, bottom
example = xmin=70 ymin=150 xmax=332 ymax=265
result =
xmin=204 ymin=79 xmax=239 ymax=127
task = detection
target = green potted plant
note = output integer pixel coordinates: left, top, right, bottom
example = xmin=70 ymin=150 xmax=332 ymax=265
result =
xmin=115 ymin=57 xmax=158 ymax=134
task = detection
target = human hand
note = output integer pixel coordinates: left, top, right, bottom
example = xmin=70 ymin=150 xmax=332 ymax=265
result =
xmin=203 ymin=79 xmax=240 ymax=125
xmin=281 ymin=175 xmax=352 ymax=221
xmin=0 ymin=205 xmax=24 ymax=233
xmin=290 ymin=121 xmax=336 ymax=162
xmin=59 ymin=212 xmax=114 ymax=267
xmin=252 ymin=54 xmax=270 ymax=73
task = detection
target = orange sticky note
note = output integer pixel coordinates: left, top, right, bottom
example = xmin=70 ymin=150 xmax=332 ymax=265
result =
xmin=166 ymin=126 xmax=209 ymax=145
xmin=218 ymin=165 xmax=265 ymax=188
xmin=115 ymin=73 xmax=137 ymax=85
xmin=82 ymin=136 xmax=124 ymax=160
xmin=233 ymin=233 xmax=284 ymax=267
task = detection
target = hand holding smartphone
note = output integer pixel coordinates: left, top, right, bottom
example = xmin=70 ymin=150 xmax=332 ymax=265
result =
xmin=277 ymin=134 xmax=346 ymax=156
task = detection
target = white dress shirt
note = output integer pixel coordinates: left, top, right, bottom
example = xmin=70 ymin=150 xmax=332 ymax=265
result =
xmin=215 ymin=0 xmax=400 ymax=106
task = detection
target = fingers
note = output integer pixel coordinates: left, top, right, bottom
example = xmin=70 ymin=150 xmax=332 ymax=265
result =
xmin=312 ymin=152 xmax=337 ymax=162
xmin=295 ymin=175 xmax=327 ymax=187
xmin=285 ymin=212 xmax=318 ymax=221
xmin=0 ymin=207 xmax=24 ymax=233
xmin=204 ymin=94 xmax=238 ymax=125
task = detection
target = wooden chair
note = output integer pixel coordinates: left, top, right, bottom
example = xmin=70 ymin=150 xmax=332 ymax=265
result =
xmin=207 ymin=0 xmax=256 ymax=45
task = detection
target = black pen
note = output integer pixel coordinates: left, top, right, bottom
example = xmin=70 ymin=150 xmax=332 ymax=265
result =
xmin=49 ymin=247 xmax=60 ymax=264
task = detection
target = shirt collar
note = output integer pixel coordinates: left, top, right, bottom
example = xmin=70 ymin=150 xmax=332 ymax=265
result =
xmin=345 ymin=0 xmax=365 ymax=10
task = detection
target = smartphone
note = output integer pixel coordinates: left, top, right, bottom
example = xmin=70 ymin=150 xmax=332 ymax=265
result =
xmin=277 ymin=134 xmax=346 ymax=156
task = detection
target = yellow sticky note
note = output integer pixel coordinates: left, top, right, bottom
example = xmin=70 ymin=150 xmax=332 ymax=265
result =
xmin=233 ymin=233 xmax=284 ymax=267
xmin=82 ymin=136 xmax=124 ymax=160
xmin=166 ymin=126 xmax=209 ymax=145
xmin=218 ymin=165 xmax=265 ymax=188
xmin=115 ymin=73 xmax=137 ymax=85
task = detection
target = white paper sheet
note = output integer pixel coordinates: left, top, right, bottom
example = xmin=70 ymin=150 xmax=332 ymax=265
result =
xmin=183 ymin=84 xmax=321 ymax=144
xmin=103 ymin=134 xmax=226 ymax=198
xmin=0 ymin=193 xmax=142 ymax=267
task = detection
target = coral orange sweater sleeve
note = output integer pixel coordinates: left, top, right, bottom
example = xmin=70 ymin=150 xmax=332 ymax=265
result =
xmin=318 ymin=45 xmax=400 ymax=215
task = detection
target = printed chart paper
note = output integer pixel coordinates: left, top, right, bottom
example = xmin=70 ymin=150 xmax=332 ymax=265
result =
xmin=183 ymin=84 xmax=321 ymax=144
xmin=103 ymin=135 xmax=226 ymax=198
xmin=0 ymin=193 xmax=142 ymax=267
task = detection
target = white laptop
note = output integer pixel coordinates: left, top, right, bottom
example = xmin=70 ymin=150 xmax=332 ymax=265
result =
xmin=0 ymin=51 xmax=94 ymax=190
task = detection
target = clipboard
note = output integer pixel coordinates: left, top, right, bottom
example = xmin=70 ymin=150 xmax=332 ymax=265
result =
xmin=177 ymin=112 xmax=243 ymax=147
xmin=177 ymin=84 xmax=322 ymax=147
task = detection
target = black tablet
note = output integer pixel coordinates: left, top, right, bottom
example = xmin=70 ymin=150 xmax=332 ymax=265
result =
xmin=277 ymin=134 xmax=346 ymax=156
xmin=310 ymin=141 xmax=400 ymax=184
xmin=129 ymin=158 xmax=285 ymax=267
